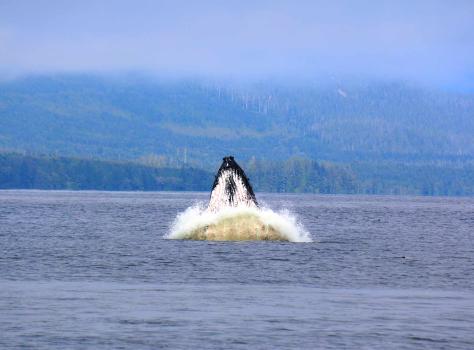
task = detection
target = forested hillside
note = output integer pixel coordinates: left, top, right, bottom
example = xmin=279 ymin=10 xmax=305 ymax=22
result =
xmin=1 ymin=75 xmax=473 ymax=166
xmin=1 ymin=74 xmax=473 ymax=195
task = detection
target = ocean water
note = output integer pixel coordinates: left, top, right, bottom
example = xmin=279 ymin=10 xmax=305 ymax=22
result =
xmin=0 ymin=190 xmax=473 ymax=349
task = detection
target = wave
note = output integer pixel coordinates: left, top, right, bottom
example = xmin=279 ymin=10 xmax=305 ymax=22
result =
xmin=166 ymin=204 xmax=312 ymax=242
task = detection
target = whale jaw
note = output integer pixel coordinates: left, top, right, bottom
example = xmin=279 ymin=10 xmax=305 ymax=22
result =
xmin=207 ymin=156 xmax=258 ymax=213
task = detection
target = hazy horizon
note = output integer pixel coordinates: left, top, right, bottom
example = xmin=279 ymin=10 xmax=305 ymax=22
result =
xmin=1 ymin=1 xmax=473 ymax=90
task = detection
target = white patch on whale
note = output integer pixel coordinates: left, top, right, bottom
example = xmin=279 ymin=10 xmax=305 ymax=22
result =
xmin=208 ymin=165 xmax=257 ymax=212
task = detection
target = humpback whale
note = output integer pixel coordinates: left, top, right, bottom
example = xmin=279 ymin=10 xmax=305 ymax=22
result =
xmin=207 ymin=156 xmax=258 ymax=212
xmin=167 ymin=156 xmax=311 ymax=241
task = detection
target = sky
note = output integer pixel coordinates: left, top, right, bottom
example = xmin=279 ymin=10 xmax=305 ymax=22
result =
xmin=0 ymin=0 xmax=473 ymax=88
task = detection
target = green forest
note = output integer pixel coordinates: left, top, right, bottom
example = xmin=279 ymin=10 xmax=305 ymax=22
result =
xmin=1 ymin=152 xmax=473 ymax=195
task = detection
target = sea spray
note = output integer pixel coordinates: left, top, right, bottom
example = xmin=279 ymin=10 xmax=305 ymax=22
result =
xmin=167 ymin=203 xmax=312 ymax=242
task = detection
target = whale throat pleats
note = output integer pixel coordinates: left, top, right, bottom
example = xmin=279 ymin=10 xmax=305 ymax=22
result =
xmin=207 ymin=156 xmax=258 ymax=212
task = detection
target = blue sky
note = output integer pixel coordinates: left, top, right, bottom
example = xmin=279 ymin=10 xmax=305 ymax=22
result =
xmin=0 ymin=0 xmax=473 ymax=88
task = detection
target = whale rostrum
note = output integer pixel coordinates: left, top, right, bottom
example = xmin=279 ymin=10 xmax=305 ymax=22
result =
xmin=207 ymin=156 xmax=258 ymax=212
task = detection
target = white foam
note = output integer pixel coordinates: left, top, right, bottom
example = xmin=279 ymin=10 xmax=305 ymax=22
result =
xmin=166 ymin=203 xmax=312 ymax=242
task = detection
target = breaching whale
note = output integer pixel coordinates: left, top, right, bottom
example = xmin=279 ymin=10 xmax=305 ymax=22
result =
xmin=199 ymin=156 xmax=284 ymax=239
xmin=207 ymin=156 xmax=258 ymax=212
xmin=167 ymin=156 xmax=311 ymax=241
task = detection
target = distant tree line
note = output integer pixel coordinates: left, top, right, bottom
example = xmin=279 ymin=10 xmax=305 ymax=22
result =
xmin=1 ymin=152 xmax=473 ymax=195
xmin=351 ymin=161 xmax=474 ymax=196
xmin=0 ymin=153 xmax=357 ymax=193
xmin=0 ymin=153 xmax=212 ymax=191
xmin=245 ymin=157 xmax=357 ymax=194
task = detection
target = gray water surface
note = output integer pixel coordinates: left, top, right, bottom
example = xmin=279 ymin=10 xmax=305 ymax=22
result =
xmin=1 ymin=191 xmax=473 ymax=349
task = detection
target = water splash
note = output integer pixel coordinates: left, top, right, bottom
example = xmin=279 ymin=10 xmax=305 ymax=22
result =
xmin=167 ymin=203 xmax=312 ymax=242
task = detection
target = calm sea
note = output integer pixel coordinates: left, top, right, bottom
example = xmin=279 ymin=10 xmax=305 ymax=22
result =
xmin=1 ymin=190 xmax=473 ymax=349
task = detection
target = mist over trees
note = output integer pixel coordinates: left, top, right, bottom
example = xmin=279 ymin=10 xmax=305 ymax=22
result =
xmin=1 ymin=75 xmax=473 ymax=163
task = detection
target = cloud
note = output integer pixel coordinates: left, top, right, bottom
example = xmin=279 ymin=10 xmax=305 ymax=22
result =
xmin=0 ymin=0 xmax=473 ymax=87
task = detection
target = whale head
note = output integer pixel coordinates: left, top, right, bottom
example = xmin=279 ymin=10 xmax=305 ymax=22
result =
xmin=207 ymin=156 xmax=258 ymax=212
